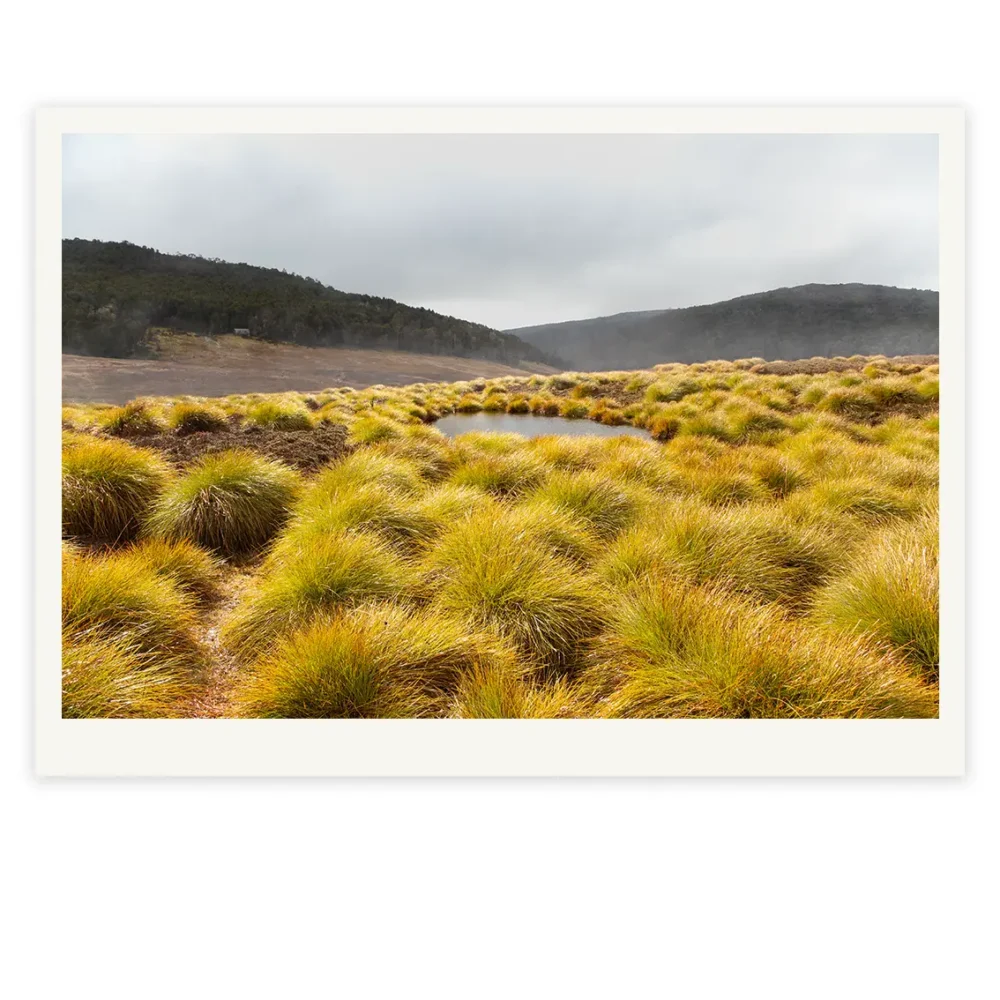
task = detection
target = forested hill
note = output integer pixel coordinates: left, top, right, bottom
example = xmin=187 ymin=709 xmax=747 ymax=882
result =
xmin=508 ymin=284 xmax=939 ymax=371
xmin=62 ymin=239 xmax=562 ymax=367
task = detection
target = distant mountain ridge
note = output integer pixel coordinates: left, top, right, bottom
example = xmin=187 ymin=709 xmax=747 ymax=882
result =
xmin=62 ymin=239 xmax=563 ymax=368
xmin=507 ymin=283 xmax=939 ymax=371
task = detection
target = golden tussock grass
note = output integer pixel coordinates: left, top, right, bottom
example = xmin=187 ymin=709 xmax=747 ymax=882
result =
xmin=62 ymin=547 xmax=203 ymax=664
xmin=232 ymin=602 xmax=523 ymax=718
xmin=598 ymin=501 xmax=840 ymax=606
xmin=221 ymin=529 xmax=417 ymax=660
xmin=167 ymin=401 xmax=229 ymax=433
xmin=64 ymin=353 xmax=939 ymax=718
xmin=422 ymin=506 xmax=606 ymax=669
xmin=810 ymin=515 xmax=938 ymax=677
xmin=62 ymin=632 xmax=200 ymax=719
xmin=580 ymin=579 xmax=937 ymax=718
xmin=146 ymin=449 xmax=300 ymax=556
xmin=63 ymin=434 xmax=171 ymax=545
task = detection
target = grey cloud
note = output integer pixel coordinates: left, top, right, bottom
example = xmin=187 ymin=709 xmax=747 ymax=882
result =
xmin=62 ymin=132 xmax=938 ymax=330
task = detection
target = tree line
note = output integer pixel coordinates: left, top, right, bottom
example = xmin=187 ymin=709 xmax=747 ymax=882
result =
xmin=62 ymin=239 xmax=562 ymax=367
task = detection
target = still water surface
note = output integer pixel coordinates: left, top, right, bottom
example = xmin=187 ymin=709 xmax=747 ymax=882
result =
xmin=433 ymin=412 xmax=649 ymax=440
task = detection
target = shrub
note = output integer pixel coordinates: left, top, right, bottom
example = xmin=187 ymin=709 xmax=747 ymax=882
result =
xmin=62 ymin=435 xmax=170 ymax=544
xmin=528 ymin=469 xmax=648 ymax=539
xmin=146 ymin=450 xmax=300 ymax=556
xmin=582 ymin=580 xmax=937 ymax=718
xmin=246 ymin=400 xmax=313 ymax=431
xmin=811 ymin=517 xmax=938 ymax=676
xmin=233 ymin=603 xmax=522 ymax=718
xmin=62 ymin=548 xmax=201 ymax=661
xmin=423 ymin=507 xmax=605 ymax=668
xmin=62 ymin=633 xmax=198 ymax=719
xmin=97 ymin=401 xmax=165 ymax=437
xmin=221 ymin=529 xmax=416 ymax=660
xmin=168 ymin=402 xmax=228 ymax=434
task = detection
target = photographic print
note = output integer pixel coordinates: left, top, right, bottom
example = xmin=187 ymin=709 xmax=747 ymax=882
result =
xmin=35 ymin=107 xmax=964 ymax=775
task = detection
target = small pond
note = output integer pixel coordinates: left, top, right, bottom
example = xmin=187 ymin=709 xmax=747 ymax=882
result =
xmin=433 ymin=412 xmax=649 ymax=440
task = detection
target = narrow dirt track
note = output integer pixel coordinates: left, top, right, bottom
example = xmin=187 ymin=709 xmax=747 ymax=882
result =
xmin=185 ymin=569 xmax=254 ymax=719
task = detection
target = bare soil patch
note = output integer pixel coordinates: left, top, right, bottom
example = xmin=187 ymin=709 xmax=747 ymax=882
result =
xmin=111 ymin=421 xmax=351 ymax=472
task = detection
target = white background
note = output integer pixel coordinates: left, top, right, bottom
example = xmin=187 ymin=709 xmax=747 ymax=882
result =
xmin=2 ymin=2 xmax=995 ymax=997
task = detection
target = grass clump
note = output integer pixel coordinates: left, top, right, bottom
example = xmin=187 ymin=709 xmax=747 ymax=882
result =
xmin=62 ymin=547 xmax=201 ymax=661
xmin=816 ymin=387 xmax=879 ymax=421
xmin=454 ymin=394 xmax=484 ymax=413
xmin=278 ymin=482 xmax=440 ymax=555
xmin=221 ymin=529 xmax=416 ymax=660
xmin=786 ymin=476 xmax=918 ymax=526
xmin=62 ymin=434 xmax=170 ymax=545
xmin=347 ymin=413 xmax=403 ymax=445
xmin=168 ymin=402 xmax=229 ymax=434
xmin=146 ymin=450 xmax=299 ymax=556
xmin=450 ymin=664 xmax=580 ymax=718
xmin=313 ymin=450 xmax=425 ymax=496
xmin=582 ymin=580 xmax=937 ymax=718
xmin=559 ymin=398 xmax=590 ymax=419
xmin=233 ymin=603 xmax=521 ymax=718
xmin=97 ymin=401 xmax=165 ymax=437
xmin=598 ymin=502 xmax=839 ymax=605
xmin=528 ymin=469 xmax=648 ymax=539
xmin=246 ymin=400 xmax=313 ymax=431
xmin=62 ymin=632 xmax=199 ymax=719
xmin=506 ymin=499 xmax=600 ymax=564
xmin=811 ymin=516 xmax=938 ymax=676
xmin=423 ymin=507 xmax=605 ymax=668
xmin=450 ymin=451 xmax=547 ymax=499
xmin=123 ymin=537 xmax=222 ymax=602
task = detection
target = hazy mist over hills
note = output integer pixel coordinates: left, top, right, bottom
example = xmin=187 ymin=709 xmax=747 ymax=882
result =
xmin=508 ymin=284 xmax=939 ymax=370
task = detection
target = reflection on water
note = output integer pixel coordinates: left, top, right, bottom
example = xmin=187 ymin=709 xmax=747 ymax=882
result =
xmin=433 ymin=412 xmax=649 ymax=440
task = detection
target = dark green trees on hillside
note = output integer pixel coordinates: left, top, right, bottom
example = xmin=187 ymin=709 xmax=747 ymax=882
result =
xmin=62 ymin=239 xmax=561 ymax=366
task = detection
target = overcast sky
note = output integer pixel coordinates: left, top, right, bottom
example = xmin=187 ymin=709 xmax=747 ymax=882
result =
xmin=62 ymin=133 xmax=938 ymax=330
